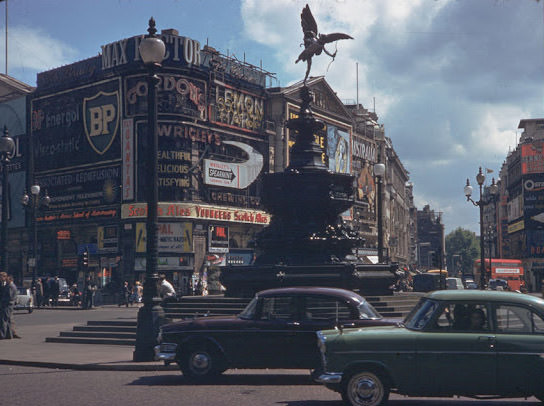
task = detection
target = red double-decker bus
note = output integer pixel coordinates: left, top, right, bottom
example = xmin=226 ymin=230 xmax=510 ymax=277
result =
xmin=474 ymin=259 xmax=524 ymax=291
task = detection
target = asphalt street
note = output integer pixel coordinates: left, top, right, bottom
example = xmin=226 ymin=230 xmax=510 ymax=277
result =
xmin=0 ymin=306 xmax=542 ymax=405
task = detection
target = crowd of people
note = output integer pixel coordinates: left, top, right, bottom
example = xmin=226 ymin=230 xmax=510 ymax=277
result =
xmin=0 ymin=272 xmax=20 ymax=339
xmin=33 ymin=276 xmax=63 ymax=307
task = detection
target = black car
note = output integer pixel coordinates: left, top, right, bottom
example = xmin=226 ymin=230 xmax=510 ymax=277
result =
xmin=155 ymin=286 xmax=398 ymax=380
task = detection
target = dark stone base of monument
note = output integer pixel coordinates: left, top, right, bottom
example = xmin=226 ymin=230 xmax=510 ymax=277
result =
xmin=220 ymin=85 xmax=397 ymax=298
xmin=220 ymin=263 xmax=397 ymax=298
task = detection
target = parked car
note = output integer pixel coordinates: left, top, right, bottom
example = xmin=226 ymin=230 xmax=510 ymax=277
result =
xmin=15 ymin=287 xmax=34 ymax=313
xmin=488 ymin=278 xmax=509 ymax=291
xmin=445 ymin=277 xmax=464 ymax=290
xmin=155 ymin=286 xmax=399 ymax=380
xmin=314 ymin=290 xmax=544 ymax=405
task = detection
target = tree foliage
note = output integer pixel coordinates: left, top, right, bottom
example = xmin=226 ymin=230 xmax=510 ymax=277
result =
xmin=445 ymin=227 xmax=480 ymax=275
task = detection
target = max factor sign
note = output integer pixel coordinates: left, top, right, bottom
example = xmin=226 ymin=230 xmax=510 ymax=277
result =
xmin=101 ymin=33 xmax=201 ymax=70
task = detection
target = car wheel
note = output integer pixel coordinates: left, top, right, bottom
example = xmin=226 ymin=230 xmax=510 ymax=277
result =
xmin=341 ymin=370 xmax=390 ymax=406
xmin=179 ymin=345 xmax=224 ymax=381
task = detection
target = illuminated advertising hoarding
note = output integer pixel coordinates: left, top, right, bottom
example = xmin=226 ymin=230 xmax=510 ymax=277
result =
xmin=210 ymin=82 xmax=265 ymax=134
xmin=124 ymin=73 xmax=207 ymax=121
xmin=31 ymin=78 xmax=122 ymax=172
xmin=36 ymin=165 xmax=121 ymax=212
xmin=521 ymin=140 xmax=544 ymax=175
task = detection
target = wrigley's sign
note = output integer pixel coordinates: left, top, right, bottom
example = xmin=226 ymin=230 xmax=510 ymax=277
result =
xmin=122 ymin=202 xmax=270 ymax=225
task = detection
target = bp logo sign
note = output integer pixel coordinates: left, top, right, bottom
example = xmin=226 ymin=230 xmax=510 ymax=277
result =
xmin=83 ymin=90 xmax=120 ymax=155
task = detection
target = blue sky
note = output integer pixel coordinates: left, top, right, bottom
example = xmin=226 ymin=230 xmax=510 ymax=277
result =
xmin=2 ymin=0 xmax=544 ymax=235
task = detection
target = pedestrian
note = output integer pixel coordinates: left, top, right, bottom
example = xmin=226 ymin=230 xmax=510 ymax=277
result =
xmin=84 ymin=277 xmax=96 ymax=309
xmin=42 ymin=276 xmax=51 ymax=306
xmin=134 ymin=281 xmax=143 ymax=306
xmin=70 ymin=284 xmax=81 ymax=306
xmin=51 ymin=276 xmax=60 ymax=306
xmin=0 ymin=273 xmax=20 ymax=339
xmin=118 ymin=281 xmax=131 ymax=307
xmin=35 ymin=278 xmax=43 ymax=309
xmin=159 ymin=274 xmax=177 ymax=305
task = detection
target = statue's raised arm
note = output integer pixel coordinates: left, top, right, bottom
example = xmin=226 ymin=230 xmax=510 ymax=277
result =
xmin=295 ymin=4 xmax=353 ymax=83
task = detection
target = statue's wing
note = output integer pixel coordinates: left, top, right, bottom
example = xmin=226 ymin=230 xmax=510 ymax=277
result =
xmin=301 ymin=4 xmax=318 ymax=35
xmin=296 ymin=42 xmax=322 ymax=62
xmin=320 ymin=32 xmax=353 ymax=44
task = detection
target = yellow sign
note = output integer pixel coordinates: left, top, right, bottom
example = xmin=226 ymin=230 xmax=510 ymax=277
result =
xmin=97 ymin=226 xmax=105 ymax=250
xmin=508 ymin=220 xmax=525 ymax=234
xmin=136 ymin=223 xmax=146 ymax=253
xmin=135 ymin=222 xmax=193 ymax=253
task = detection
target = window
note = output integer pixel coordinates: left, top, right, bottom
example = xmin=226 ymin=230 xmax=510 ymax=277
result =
xmin=431 ymin=303 xmax=489 ymax=332
xmin=496 ymin=305 xmax=544 ymax=334
xmin=260 ymin=296 xmax=296 ymax=321
xmin=304 ymin=296 xmax=352 ymax=321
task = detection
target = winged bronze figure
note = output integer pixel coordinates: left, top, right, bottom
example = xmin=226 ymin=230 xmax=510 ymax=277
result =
xmin=295 ymin=4 xmax=353 ymax=83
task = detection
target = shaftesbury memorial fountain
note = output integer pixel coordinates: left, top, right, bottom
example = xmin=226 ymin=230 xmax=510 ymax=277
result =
xmin=220 ymin=5 xmax=397 ymax=296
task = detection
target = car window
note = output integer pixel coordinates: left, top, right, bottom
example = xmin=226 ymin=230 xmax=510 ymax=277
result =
xmin=404 ymin=298 xmax=439 ymax=330
xmin=495 ymin=305 xmax=544 ymax=334
xmin=429 ymin=303 xmax=489 ymax=332
xmin=239 ymin=297 xmax=258 ymax=320
xmin=260 ymin=296 xmax=296 ymax=321
xmin=303 ymin=296 xmax=352 ymax=321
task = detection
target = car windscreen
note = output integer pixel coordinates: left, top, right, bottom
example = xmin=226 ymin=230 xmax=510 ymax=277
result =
xmin=404 ymin=298 xmax=439 ymax=330
xmin=358 ymin=300 xmax=382 ymax=319
xmin=17 ymin=287 xmax=27 ymax=295
xmin=238 ymin=297 xmax=258 ymax=320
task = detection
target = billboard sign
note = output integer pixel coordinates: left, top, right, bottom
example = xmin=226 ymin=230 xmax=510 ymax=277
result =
xmin=210 ymin=83 xmax=264 ymax=133
xmin=204 ymin=141 xmax=263 ymax=189
xmin=521 ymin=141 xmax=544 ymax=175
xmin=125 ymin=73 xmax=207 ymax=121
xmin=31 ymin=78 xmax=122 ymax=172
xmin=209 ymin=225 xmax=229 ymax=253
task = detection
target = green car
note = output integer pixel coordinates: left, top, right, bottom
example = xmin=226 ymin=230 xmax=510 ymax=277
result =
xmin=314 ymin=290 xmax=544 ymax=406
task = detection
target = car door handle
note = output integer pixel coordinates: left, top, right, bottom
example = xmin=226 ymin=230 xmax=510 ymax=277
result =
xmin=286 ymin=321 xmax=300 ymax=327
xmin=478 ymin=336 xmax=496 ymax=349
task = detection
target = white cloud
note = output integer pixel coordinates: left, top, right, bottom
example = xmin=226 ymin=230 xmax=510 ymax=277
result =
xmin=2 ymin=26 xmax=78 ymax=72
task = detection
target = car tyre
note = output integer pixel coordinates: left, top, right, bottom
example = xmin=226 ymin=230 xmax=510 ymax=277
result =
xmin=179 ymin=344 xmax=224 ymax=381
xmin=342 ymin=370 xmax=389 ymax=406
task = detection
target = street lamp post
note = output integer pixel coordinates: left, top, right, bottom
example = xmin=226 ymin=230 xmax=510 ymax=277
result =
xmin=133 ymin=17 xmax=166 ymax=362
xmin=464 ymin=167 xmax=498 ymax=290
xmin=374 ymin=162 xmax=385 ymax=263
xmin=21 ymin=185 xmax=50 ymax=294
xmin=0 ymin=126 xmax=15 ymax=273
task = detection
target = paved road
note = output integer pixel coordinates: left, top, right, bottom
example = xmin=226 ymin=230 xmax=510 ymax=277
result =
xmin=1 ymin=365 xmax=541 ymax=406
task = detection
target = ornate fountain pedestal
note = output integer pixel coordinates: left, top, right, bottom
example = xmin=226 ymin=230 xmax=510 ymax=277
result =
xmin=220 ymin=86 xmax=397 ymax=297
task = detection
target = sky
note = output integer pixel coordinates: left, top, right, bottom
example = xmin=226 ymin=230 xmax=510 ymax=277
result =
xmin=2 ymin=0 xmax=544 ymax=235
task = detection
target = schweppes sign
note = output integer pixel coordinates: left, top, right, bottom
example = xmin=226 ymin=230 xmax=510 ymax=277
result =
xmin=84 ymin=90 xmax=120 ymax=155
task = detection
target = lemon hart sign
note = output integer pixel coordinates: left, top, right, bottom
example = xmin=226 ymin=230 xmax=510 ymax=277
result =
xmin=31 ymin=78 xmax=122 ymax=172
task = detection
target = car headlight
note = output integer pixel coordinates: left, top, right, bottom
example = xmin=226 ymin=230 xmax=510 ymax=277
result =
xmin=316 ymin=331 xmax=328 ymax=370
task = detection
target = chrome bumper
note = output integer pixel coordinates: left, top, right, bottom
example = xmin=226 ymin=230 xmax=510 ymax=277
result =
xmin=154 ymin=343 xmax=178 ymax=362
xmin=314 ymin=372 xmax=343 ymax=384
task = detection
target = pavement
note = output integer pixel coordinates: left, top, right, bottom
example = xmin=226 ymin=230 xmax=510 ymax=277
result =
xmin=0 ymin=304 xmax=178 ymax=372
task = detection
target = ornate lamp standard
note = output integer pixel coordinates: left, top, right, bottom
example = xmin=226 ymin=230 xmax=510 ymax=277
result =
xmin=374 ymin=161 xmax=385 ymax=263
xmin=0 ymin=126 xmax=15 ymax=273
xmin=464 ymin=167 xmax=498 ymax=289
xmin=21 ymin=185 xmax=50 ymax=294
xmin=133 ymin=17 xmax=166 ymax=362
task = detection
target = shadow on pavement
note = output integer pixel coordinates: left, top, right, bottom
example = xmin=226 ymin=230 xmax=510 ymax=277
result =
xmin=130 ymin=373 xmax=316 ymax=386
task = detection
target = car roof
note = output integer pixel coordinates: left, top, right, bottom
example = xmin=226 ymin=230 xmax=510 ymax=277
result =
xmin=426 ymin=290 xmax=544 ymax=306
xmin=256 ymin=286 xmax=365 ymax=303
